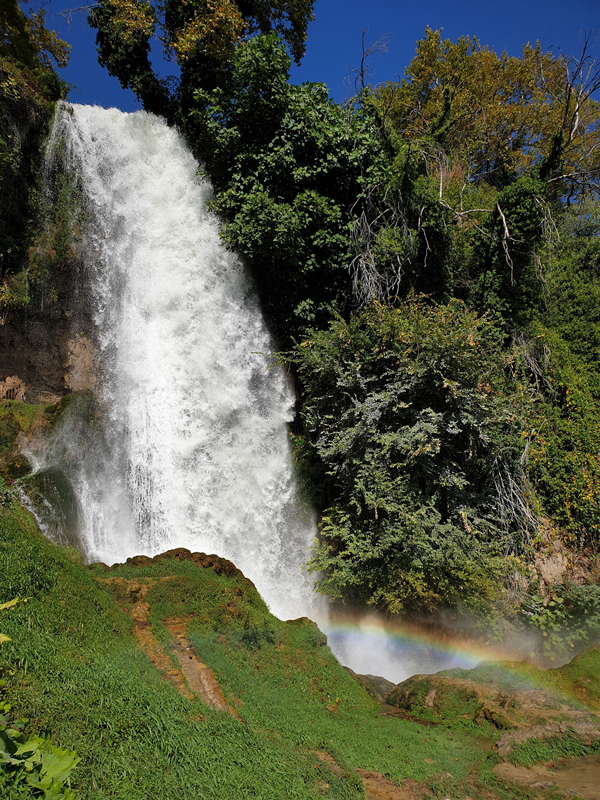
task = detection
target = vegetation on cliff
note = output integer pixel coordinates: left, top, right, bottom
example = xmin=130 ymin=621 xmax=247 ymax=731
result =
xmin=170 ymin=28 xmax=600 ymax=636
xmin=292 ymin=299 xmax=529 ymax=616
xmin=0 ymin=0 xmax=69 ymax=318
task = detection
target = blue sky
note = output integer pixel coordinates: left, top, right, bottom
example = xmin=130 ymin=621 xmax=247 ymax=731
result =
xmin=42 ymin=0 xmax=599 ymax=111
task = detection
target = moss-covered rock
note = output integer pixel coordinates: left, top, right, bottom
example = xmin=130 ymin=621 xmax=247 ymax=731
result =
xmin=0 ymin=453 xmax=31 ymax=481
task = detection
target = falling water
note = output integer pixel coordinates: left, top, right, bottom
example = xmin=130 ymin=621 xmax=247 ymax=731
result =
xmin=29 ymin=103 xmax=489 ymax=680
xmin=40 ymin=103 xmax=318 ymax=621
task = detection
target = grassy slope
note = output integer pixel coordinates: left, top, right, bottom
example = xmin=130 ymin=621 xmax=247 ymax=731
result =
xmin=2 ymin=500 xmax=600 ymax=799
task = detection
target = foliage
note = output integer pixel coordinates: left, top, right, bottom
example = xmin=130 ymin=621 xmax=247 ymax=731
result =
xmin=539 ymin=198 xmax=600 ymax=390
xmin=524 ymin=320 xmax=600 ymax=543
xmin=355 ymin=28 xmax=599 ymax=316
xmin=0 ymin=400 xmax=62 ymax=459
xmin=0 ymin=699 xmax=79 ymax=799
xmin=346 ymin=124 xmax=455 ymax=307
xmin=1 ymin=1 xmax=70 ymax=72
xmin=290 ymin=298 xmax=531 ymax=614
xmin=25 ymin=168 xmax=85 ymax=312
xmin=0 ymin=598 xmax=21 ymax=646
xmin=88 ymin=0 xmax=314 ymax=118
xmin=375 ymin=27 xmax=600 ymax=195
xmin=523 ymin=583 xmax=600 ymax=655
xmin=0 ymin=1 xmax=69 ymax=312
xmin=191 ymin=33 xmax=371 ymax=341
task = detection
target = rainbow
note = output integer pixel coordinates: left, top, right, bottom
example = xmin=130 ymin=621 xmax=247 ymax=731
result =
xmin=318 ymin=610 xmax=572 ymax=691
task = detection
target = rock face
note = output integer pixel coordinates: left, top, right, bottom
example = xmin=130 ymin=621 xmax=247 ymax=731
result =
xmin=349 ymin=650 xmax=600 ymax=770
xmin=113 ymin=547 xmax=248 ymax=580
xmin=345 ymin=669 xmax=396 ymax=705
xmin=0 ymin=260 xmax=96 ymax=401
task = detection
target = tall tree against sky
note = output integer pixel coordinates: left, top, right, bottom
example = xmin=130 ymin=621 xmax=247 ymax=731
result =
xmin=88 ymin=0 xmax=314 ymax=116
xmin=374 ymin=28 xmax=600 ymax=197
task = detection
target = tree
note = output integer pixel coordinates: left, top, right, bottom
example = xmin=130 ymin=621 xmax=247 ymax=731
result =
xmin=190 ymin=33 xmax=372 ymax=342
xmin=347 ymin=28 xmax=600 ymax=316
xmin=291 ymin=298 xmax=531 ymax=615
xmin=1 ymin=0 xmax=70 ymax=72
xmin=375 ymin=28 xmax=600 ymax=195
xmin=88 ymin=0 xmax=314 ymax=119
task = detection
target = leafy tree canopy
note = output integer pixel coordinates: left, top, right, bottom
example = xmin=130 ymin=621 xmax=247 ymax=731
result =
xmin=373 ymin=27 xmax=600 ymax=197
xmin=1 ymin=0 xmax=70 ymax=72
xmin=88 ymin=0 xmax=314 ymax=117
xmin=349 ymin=29 xmax=600 ymax=319
xmin=291 ymin=298 xmax=531 ymax=615
xmin=191 ymin=32 xmax=373 ymax=341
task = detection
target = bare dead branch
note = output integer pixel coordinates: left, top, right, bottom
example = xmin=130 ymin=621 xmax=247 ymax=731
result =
xmin=496 ymin=202 xmax=515 ymax=284
xmin=48 ymin=4 xmax=98 ymax=27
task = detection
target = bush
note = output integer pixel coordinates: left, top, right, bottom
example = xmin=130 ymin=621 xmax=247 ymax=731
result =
xmin=291 ymin=297 xmax=530 ymax=614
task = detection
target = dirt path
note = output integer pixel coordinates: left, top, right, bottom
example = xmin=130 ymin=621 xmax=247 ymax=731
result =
xmin=98 ymin=577 xmax=240 ymax=717
xmin=356 ymin=771 xmax=428 ymax=800
xmin=495 ymin=755 xmax=600 ymax=798
xmin=163 ymin=616 xmax=241 ymax=718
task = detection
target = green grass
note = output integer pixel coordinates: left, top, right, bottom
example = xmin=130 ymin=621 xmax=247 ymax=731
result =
xmin=3 ymin=500 xmax=598 ymax=800
xmin=2 ymin=514 xmax=359 ymax=799
xmin=184 ymin=625 xmax=476 ymax=784
xmin=507 ymin=735 xmax=600 ymax=766
xmin=0 ymin=400 xmax=58 ymax=456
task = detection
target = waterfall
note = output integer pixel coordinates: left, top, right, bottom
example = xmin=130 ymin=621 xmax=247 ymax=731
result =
xmin=41 ymin=103 xmax=318 ymax=621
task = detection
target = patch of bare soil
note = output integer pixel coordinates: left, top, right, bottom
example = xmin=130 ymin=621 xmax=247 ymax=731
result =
xmin=163 ymin=617 xmax=241 ymax=720
xmin=495 ymin=755 xmax=600 ymax=798
xmin=356 ymin=770 xmax=428 ymax=800
xmin=311 ymin=750 xmax=346 ymax=778
xmin=309 ymin=750 xmax=427 ymax=799
xmin=98 ymin=576 xmax=241 ymax=718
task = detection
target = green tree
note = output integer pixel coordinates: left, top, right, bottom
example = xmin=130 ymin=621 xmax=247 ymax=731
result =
xmin=191 ymin=33 xmax=373 ymax=342
xmin=1 ymin=0 xmax=70 ymax=72
xmin=351 ymin=29 xmax=600 ymax=315
xmin=88 ymin=0 xmax=314 ymax=118
xmin=291 ymin=298 xmax=531 ymax=615
xmin=375 ymin=27 xmax=600 ymax=195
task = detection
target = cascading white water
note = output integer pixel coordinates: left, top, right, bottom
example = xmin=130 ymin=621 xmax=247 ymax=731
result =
xmin=43 ymin=103 xmax=319 ymax=621
xmin=31 ymin=102 xmax=484 ymax=682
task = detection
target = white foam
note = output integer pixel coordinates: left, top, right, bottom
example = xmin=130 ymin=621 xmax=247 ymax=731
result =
xmin=43 ymin=103 xmax=318 ymax=621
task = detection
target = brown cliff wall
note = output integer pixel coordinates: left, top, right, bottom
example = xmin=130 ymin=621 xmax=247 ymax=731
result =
xmin=0 ymin=260 xmax=97 ymax=401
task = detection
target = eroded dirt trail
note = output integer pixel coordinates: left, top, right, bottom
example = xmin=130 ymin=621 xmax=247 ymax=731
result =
xmin=495 ymin=755 xmax=600 ymax=798
xmin=163 ymin=616 xmax=241 ymax=718
xmin=98 ymin=577 xmax=240 ymax=718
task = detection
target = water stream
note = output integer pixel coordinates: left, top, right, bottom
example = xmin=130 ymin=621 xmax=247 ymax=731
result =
xmin=27 ymin=103 xmax=480 ymax=682
xmin=40 ymin=103 xmax=317 ymax=622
